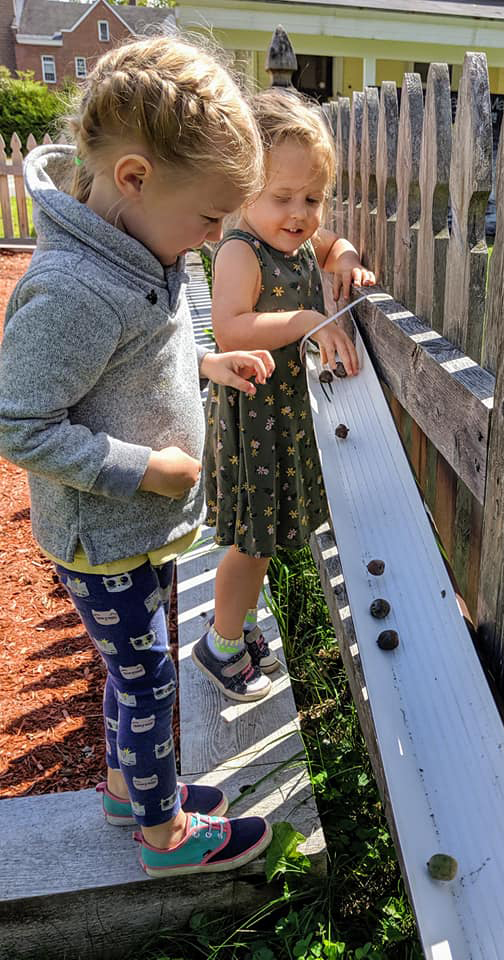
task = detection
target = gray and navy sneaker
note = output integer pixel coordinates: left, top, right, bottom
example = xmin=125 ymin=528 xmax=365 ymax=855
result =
xmin=192 ymin=632 xmax=271 ymax=701
xmin=206 ymin=615 xmax=281 ymax=674
xmin=244 ymin=625 xmax=281 ymax=674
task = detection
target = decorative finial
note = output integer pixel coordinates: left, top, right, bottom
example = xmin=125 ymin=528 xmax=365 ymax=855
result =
xmin=265 ymin=25 xmax=297 ymax=88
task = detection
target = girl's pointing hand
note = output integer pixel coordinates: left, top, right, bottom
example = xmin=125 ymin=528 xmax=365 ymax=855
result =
xmin=201 ymin=349 xmax=275 ymax=395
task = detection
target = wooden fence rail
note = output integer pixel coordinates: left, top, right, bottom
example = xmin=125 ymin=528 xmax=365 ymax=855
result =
xmin=332 ymin=50 xmax=504 ymax=692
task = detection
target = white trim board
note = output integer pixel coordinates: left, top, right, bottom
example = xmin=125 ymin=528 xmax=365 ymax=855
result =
xmin=307 ymin=333 xmax=504 ymax=959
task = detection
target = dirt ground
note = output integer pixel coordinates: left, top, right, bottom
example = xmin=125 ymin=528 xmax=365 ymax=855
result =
xmin=0 ymin=251 xmax=179 ymax=798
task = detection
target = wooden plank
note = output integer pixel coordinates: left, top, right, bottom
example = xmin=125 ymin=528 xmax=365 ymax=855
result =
xmin=0 ymin=135 xmax=13 ymax=240
xmin=413 ymin=62 xmax=456 ymax=578
xmin=307 ymin=325 xmax=504 ymax=960
xmin=176 ymin=530 xmax=326 ymax=869
xmin=443 ymin=52 xmax=492 ymax=363
xmin=483 ymin=107 xmax=504 ymax=376
xmin=393 ymin=73 xmax=423 ymax=311
xmin=478 ymin=91 xmax=504 ymax=687
xmin=348 ymin=91 xmax=364 ymax=253
xmin=392 ymin=73 xmax=426 ymax=524
xmin=360 ymin=86 xmax=379 ymax=268
xmin=416 ymin=63 xmax=452 ymax=332
xmin=11 ymin=133 xmax=29 ymax=240
xmin=441 ymin=53 xmax=491 ymax=611
xmin=335 ymin=96 xmax=350 ymax=238
xmin=375 ymin=80 xmax=398 ymax=290
xmin=352 ymin=291 xmax=493 ymax=504
xmin=323 ymin=100 xmax=338 ymax=232
xmin=0 ymin=787 xmax=293 ymax=960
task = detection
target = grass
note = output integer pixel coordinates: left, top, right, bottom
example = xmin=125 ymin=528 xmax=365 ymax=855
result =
xmin=0 ymin=194 xmax=35 ymax=239
xmin=133 ymin=545 xmax=422 ymax=960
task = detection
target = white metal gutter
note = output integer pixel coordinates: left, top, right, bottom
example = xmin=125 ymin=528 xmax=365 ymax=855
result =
xmin=307 ymin=310 xmax=504 ymax=960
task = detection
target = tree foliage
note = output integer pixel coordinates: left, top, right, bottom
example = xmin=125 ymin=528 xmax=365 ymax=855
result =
xmin=0 ymin=70 xmax=70 ymax=151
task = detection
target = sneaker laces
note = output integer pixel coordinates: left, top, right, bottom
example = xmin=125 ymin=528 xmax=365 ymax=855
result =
xmin=228 ymin=647 xmax=256 ymax=683
xmin=246 ymin=628 xmax=268 ymax=655
xmin=193 ymin=813 xmax=225 ymax=841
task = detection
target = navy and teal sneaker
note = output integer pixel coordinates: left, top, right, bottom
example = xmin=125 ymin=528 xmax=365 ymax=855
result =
xmin=97 ymin=781 xmax=228 ymax=826
xmin=135 ymin=812 xmax=272 ymax=877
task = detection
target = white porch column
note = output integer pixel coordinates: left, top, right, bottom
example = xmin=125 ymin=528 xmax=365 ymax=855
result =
xmin=363 ymin=56 xmax=376 ymax=87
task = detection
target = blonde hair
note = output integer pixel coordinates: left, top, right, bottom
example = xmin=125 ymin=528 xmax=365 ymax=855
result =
xmin=251 ymin=88 xmax=335 ymax=194
xmin=66 ymin=34 xmax=264 ymax=202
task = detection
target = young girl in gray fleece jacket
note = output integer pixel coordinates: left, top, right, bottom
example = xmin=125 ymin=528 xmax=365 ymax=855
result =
xmin=0 ymin=35 xmax=275 ymax=877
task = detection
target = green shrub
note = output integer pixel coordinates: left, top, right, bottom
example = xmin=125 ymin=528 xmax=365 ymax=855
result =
xmin=0 ymin=69 xmax=71 ymax=152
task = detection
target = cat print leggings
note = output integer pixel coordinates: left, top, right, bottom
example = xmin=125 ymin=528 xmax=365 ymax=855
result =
xmin=54 ymin=559 xmax=179 ymax=827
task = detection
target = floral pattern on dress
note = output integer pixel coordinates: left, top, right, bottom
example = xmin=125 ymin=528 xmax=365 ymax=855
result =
xmin=204 ymin=229 xmax=328 ymax=557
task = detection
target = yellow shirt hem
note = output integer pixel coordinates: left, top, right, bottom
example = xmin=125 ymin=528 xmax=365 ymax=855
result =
xmin=42 ymin=527 xmax=201 ymax=575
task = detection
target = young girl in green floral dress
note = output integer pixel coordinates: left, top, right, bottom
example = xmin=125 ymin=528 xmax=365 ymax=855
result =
xmin=192 ymin=89 xmax=375 ymax=701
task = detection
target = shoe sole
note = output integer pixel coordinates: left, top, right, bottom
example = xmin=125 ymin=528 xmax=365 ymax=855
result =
xmin=142 ymin=821 xmax=273 ymax=877
xmin=258 ymin=659 xmax=281 ymax=674
xmin=191 ymin=647 xmax=272 ymax=702
xmin=105 ymin=795 xmax=229 ymax=826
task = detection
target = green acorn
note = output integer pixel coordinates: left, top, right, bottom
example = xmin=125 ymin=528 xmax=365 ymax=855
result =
xmin=427 ymin=854 xmax=458 ymax=882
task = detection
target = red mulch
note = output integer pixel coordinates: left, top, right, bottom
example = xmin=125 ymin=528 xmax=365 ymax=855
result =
xmin=0 ymin=251 xmax=179 ymax=798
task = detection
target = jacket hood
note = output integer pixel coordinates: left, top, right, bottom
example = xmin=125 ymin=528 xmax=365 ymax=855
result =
xmin=24 ymin=144 xmax=188 ymax=303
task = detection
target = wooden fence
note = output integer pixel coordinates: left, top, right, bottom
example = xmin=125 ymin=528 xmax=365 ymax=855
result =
xmin=0 ymin=132 xmax=64 ymax=244
xmin=325 ymin=51 xmax=504 ymax=694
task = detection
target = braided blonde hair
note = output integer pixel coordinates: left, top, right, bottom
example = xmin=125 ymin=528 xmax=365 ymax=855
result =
xmin=66 ymin=34 xmax=263 ymax=202
xmin=251 ymin=88 xmax=335 ymax=193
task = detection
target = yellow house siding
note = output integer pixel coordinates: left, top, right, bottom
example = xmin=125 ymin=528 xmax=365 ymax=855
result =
xmin=376 ymin=59 xmax=409 ymax=87
xmin=342 ymin=57 xmax=362 ymax=97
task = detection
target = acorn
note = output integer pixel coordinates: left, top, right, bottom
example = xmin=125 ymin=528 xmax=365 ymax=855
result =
xmin=319 ymin=369 xmax=333 ymax=383
xmin=377 ymin=630 xmax=399 ymax=650
xmin=367 ymin=559 xmax=385 ymax=576
xmin=370 ymin=599 xmax=390 ymax=619
xmin=335 ymin=423 xmax=349 ymax=439
xmin=334 ymin=361 xmax=347 ymax=378
xmin=427 ymin=854 xmax=458 ymax=882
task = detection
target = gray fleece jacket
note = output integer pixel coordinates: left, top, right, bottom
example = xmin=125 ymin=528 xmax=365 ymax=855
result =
xmin=0 ymin=144 xmax=207 ymax=565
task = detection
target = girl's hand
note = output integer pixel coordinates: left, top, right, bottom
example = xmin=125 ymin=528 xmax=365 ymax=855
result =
xmin=201 ymin=350 xmax=275 ymax=395
xmin=312 ymin=324 xmax=359 ymax=376
xmin=333 ymin=250 xmax=376 ymax=301
xmin=140 ymin=446 xmax=201 ymax=499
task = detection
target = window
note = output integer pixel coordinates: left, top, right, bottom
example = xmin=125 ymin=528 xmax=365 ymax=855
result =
xmin=41 ymin=55 xmax=56 ymax=84
xmin=75 ymin=57 xmax=87 ymax=79
xmin=292 ymin=54 xmax=333 ymax=102
xmin=98 ymin=20 xmax=109 ymax=42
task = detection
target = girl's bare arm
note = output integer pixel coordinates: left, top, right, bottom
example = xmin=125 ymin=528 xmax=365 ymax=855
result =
xmin=212 ymin=239 xmax=326 ymax=353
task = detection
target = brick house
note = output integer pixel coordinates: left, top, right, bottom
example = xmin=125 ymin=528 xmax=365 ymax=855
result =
xmin=3 ymin=0 xmax=175 ymax=86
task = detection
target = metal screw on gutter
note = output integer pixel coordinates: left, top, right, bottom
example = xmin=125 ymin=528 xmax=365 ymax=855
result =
xmin=367 ymin=559 xmax=385 ymax=575
xmin=335 ymin=424 xmax=349 ymax=439
xmin=333 ymin=361 xmax=347 ymax=378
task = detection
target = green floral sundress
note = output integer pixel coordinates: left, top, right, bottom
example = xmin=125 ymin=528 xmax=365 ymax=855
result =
xmin=205 ymin=229 xmax=329 ymax=558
